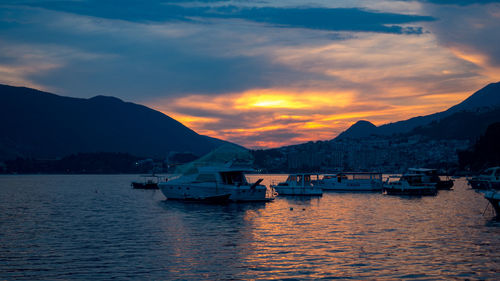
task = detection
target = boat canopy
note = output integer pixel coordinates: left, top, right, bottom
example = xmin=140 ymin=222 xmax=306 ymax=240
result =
xmin=173 ymin=144 xmax=254 ymax=176
xmin=408 ymin=168 xmax=437 ymax=173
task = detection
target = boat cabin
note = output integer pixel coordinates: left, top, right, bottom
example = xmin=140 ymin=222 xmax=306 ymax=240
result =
xmin=400 ymin=174 xmax=432 ymax=186
xmin=408 ymin=168 xmax=440 ymax=182
xmin=279 ymin=174 xmax=319 ymax=186
xmin=332 ymin=172 xmax=382 ymax=183
xmin=193 ymin=167 xmax=250 ymax=186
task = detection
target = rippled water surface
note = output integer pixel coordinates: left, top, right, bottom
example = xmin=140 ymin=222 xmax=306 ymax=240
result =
xmin=1 ymin=175 xmax=499 ymax=280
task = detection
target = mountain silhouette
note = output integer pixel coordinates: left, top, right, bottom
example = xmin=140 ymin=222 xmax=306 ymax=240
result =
xmin=336 ymin=120 xmax=377 ymax=139
xmin=0 ymin=84 xmax=228 ymax=160
xmin=337 ymin=81 xmax=500 ymax=139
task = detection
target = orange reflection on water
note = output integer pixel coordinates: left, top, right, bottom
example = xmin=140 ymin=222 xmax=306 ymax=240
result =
xmin=230 ymin=177 xmax=492 ymax=279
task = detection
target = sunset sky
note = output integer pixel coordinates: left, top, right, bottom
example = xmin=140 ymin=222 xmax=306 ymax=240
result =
xmin=1 ymin=0 xmax=499 ymax=148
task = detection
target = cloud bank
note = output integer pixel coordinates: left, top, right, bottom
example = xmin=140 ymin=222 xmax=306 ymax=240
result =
xmin=0 ymin=0 xmax=499 ymax=148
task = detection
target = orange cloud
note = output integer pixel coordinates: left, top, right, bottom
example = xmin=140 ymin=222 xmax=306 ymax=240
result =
xmin=144 ymin=28 xmax=499 ymax=149
xmin=146 ymin=83 xmax=475 ymax=149
xmin=449 ymin=46 xmax=500 ymax=78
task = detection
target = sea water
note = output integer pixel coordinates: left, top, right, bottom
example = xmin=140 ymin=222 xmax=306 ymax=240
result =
xmin=0 ymin=175 xmax=499 ymax=280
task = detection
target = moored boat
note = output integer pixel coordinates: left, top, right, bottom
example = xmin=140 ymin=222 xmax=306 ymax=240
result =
xmin=271 ymin=173 xmax=323 ymax=196
xmin=159 ymin=144 xmax=275 ymax=202
xmin=383 ymin=174 xmax=437 ymax=196
xmin=159 ymin=165 xmax=273 ymax=202
xmin=315 ymin=172 xmax=382 ymax=192
xmin=468 ymin=167 xmax=500 ymax=190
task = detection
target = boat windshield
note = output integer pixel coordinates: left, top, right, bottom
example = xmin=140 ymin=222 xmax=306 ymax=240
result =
xmin=220 ymin=171 xmax=247 ymax=185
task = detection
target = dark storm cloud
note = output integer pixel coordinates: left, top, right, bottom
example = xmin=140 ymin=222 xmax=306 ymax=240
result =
xmin=16 ymin=0 xmax=433 ymax=34
xmin=28 ymin=48 xmax=290 ymax=98
xmin=1 ymin=0 xmax=496 ymax=149
xmin=0 ymin=0 xmax=438 ymax=99
xmin=0 ymin=5 xmax=318 ymax=99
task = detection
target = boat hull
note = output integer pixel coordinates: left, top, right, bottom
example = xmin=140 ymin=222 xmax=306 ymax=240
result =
xmin=228 ymin=185 xmax=272 ymax=202
xmin=383 ymin=187 xmax=437 ymax=196
xmin=160 ymin=182 xmax=230 ymax=201
xmin=159 ymin=182 xmax=271 ymax=202
xmin=383 ymin=182 xmax=437 ymax=196
xmin=273 ymin=186 xmax=323 ymax=196
xmin=484 ymin=190 xmax=500 ymax=216
xmin=468 ymin=179 xmax=491 ymax=190
xmin=132 ymin=182 xmax=159 ymax=189
xmin=436 ymin=180 xmax=454 ymax=190
xmin=318 ymin=180 xmax=381 ymax=192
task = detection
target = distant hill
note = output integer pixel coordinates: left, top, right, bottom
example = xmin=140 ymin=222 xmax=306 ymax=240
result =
xmin=0 ymin=84 xmax=228 ymax=160
xmin=337 ymin=81 xmax=500 ymax=139
xmin=407 ymin=107 xmax=500 ymax=140
xmin=336 ymin=120 xmax=377 ymax=140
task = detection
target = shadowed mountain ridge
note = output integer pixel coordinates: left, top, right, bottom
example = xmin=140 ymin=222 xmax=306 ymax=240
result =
xmin=0 ymin=84 xmax=228 ymax=160
xmin=337 ymin=81 xmax=500 ymax=139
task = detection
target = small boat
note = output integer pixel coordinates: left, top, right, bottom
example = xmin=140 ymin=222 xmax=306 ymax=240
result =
xmin=131 ymin=175 xmax=166 ymax=189
xmin=383 ymin=174 xmax=437 ymax=196
xmin=315 ymin=172 xmax=382 ymax=192
xmin=408 ymin=168 xmax=454 ymax=190
xmin=468 ymin=167 xmax=500 ymax=190
xmin=484 ymin=190 xmax=500 ymax=216
xmin=159 ymin=165 xmax=274 ymax=202
xmin=271 ymin=174 xmax=323 ymax=196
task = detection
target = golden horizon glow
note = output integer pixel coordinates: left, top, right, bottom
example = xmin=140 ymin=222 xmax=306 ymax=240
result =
xmin=147 ymin=83 xmax=480 ymax=149
xmin=234 ymin=89 xmax=354 ymax=110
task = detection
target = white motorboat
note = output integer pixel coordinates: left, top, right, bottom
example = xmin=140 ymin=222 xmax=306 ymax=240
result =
xmin=468 ymin=167 xmax=500 ymax=190
xmin=271 ymin=174 xmax=323 ymax=196
xmin=159 ymin=165 xmax=273 ymax=202
xmin=383 ymin=174 xmax=437 ymax=196
xmin=159 ymin=144 xmax=275 ymax=202
xmin=315 ymin=172 xmax=382 ymax=192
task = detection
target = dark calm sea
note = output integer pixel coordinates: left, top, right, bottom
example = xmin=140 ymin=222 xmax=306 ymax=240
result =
xmin=0 ymin=175 xmax=499 ymax=280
